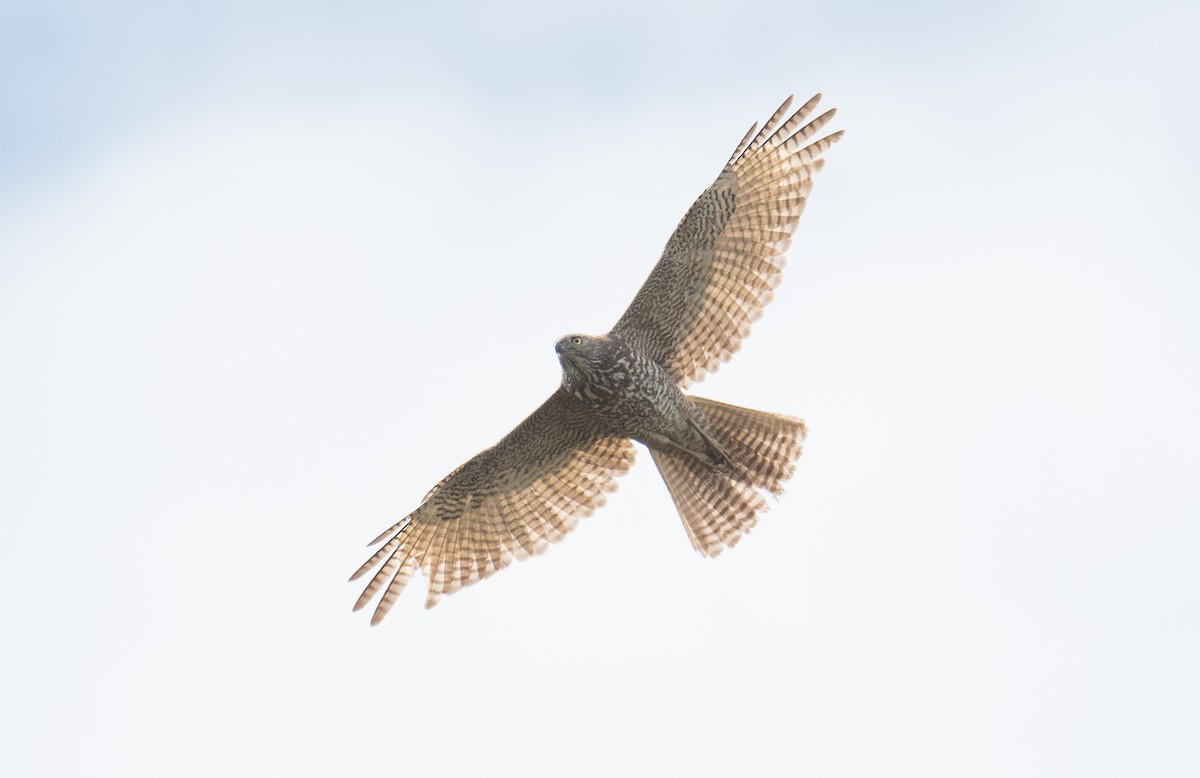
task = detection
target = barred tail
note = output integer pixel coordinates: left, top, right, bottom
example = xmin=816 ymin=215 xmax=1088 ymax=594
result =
xmin=648 ymin=396 xmax=807 ymax=556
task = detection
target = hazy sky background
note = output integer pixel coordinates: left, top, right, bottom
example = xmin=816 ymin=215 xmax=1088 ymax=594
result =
xmin=3 ymin=1 xmax=1198 ymax=776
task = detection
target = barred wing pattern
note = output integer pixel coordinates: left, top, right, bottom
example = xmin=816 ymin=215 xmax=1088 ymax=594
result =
xmin=351 ymin=390 xmax=636 ymax=623
xmin=612 ymin=94 xmax=843 ymax=388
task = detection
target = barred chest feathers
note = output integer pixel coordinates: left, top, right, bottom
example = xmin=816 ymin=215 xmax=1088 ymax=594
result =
xmin=555 ymin=333 xmax=689 ymax=441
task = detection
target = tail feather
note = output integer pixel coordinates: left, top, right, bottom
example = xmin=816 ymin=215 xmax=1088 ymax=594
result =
xmin=691 ymin=396 xmax=807 ymax=494
xmin=650 ymin=396 xmax=807 ymax=556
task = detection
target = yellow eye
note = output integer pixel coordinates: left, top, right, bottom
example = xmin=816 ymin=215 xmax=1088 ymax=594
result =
xmin=572 ymin=336 xmax=583 ymax=345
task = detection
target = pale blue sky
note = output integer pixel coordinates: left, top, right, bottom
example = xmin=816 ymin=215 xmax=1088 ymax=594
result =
xmin=2 ymin=1 xmax=1130 ymax=198
xmin=2 ymin=2 xmax=1198 ymax=777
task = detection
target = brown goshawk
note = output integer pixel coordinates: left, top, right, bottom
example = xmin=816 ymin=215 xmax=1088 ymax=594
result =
xmin=352 ymin=94 xmax=842 ymax=622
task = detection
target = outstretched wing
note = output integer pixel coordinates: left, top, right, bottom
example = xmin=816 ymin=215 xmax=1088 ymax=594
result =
xmin=612 ymin=94 xmax=843 ymax=388
xmin=351 ymin=389 xmax=636 ymax=623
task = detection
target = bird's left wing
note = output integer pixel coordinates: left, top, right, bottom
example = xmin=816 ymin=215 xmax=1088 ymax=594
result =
xmin=612 ymin=94 xmax=842 ymax=388
xmin=351 ymin=388 xmax=636 ymax=623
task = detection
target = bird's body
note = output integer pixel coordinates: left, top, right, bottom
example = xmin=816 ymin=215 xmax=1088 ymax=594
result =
xmin=557 ymin=333 xmax=712 ymax=462
xmin=352 ymin=94 xmax=842 ymax=622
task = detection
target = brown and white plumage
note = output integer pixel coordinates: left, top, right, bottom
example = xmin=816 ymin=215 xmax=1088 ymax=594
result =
xmin=648 ymin=396 xmax=808 ymax=556
xmin=613 ymin=94 xmax=842 ymax=388
xmin=350 ymin=391 xmax=635 ymax=624
xmin=353 ymin=95 xmax=841 ymax=622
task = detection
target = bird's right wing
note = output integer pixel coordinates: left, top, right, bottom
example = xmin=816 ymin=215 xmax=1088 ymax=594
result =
xmin=612 ymin=94 xmax=842 ymax=388
xmin=351 ymin=389 xmax=636 ymax=623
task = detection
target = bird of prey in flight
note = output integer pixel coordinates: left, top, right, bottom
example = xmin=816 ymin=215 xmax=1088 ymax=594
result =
xmin=352 ymin=94 xmax=842 ymax=623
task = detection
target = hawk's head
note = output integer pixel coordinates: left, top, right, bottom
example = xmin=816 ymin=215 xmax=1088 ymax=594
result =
xmin=555 ymin=333 xmax=590 ymax=354
xmin=555 ymin=333 xmax=612 ymax=391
